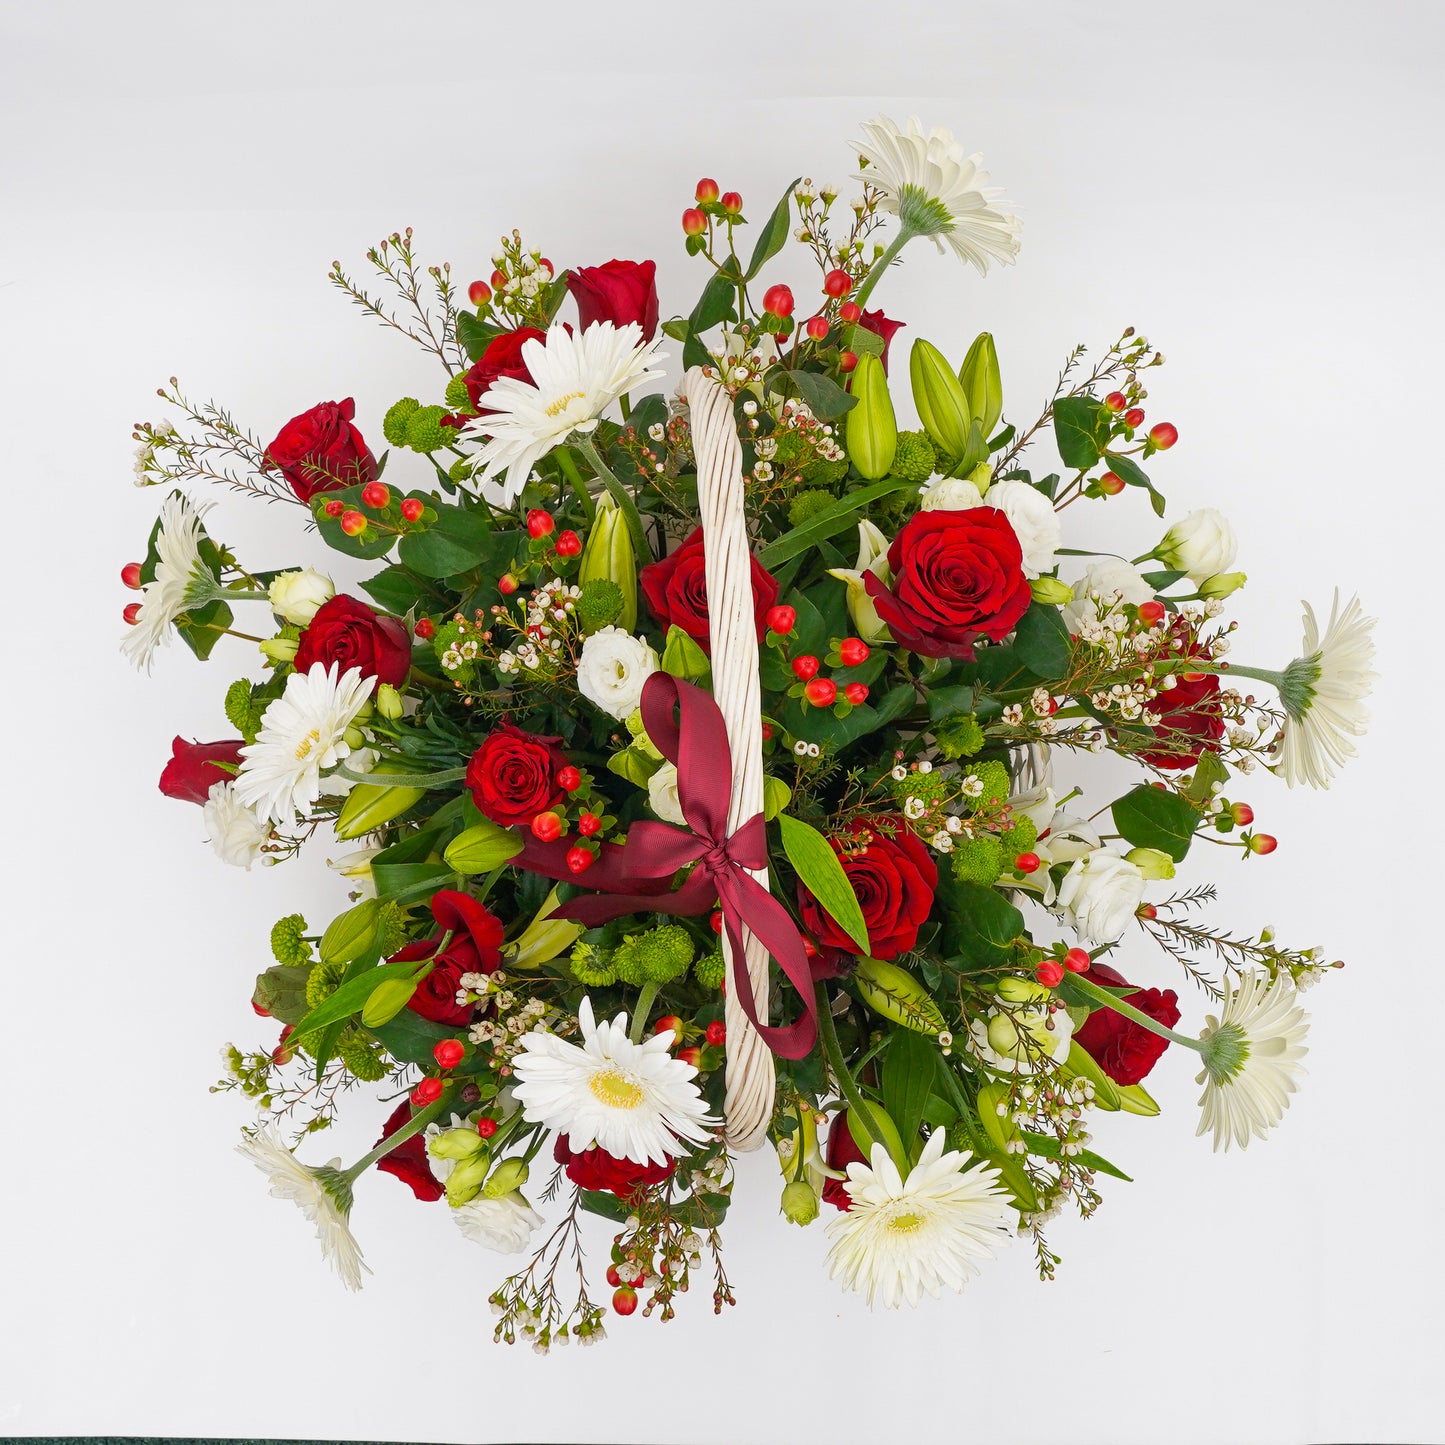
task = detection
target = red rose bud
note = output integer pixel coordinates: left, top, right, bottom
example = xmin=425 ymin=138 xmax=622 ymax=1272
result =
xmin=263 ymin=398 xmax=377 ymax=503
xmin=839 ymin=350 xmax=858 ymax=372
xmin=526 ymin=509 xmax=555 ymax=539
xmin=468 ymin=280 xmax=492 ymax=307
xmin=705 ymin=1021 xmax=727 ymax=1047
xmin=823 ymin=269 xmax=853 ymax=298
xmin=476 ymin=1117 xmax=498 ymax=1139
xmin=720 ymin=191 xmax=743 ymax=214
xmin=294 ymin=594 xmax=412 ymax=689
xmin=676 ymin=1047 xmax=702 ymax=1069
xmin=1231 ymin=802 xmax=1255 ymax=825
xmin=123 ymin=602 xmax=142 ymax=625
xmin=766 ymin=604 xmax=797 ymax=635
xmin=791 ymin=654 xmax=820 ymax=680
xmin=567 ymin=260 xmax=660 ymax=341
xmin=1098 ymin=471 xmax=1126 ymax=495
xmin=415 ymin=617 xmax=436 ymax=639
xmin=577 ymin=812 xmax=602 ymax=837
xmin=158 ymin=737 xmax=246 ymax=804
xmin=762 ymin=284 xmax=795 ymax=318
xmin=805 ymin=316 xmax=829 ymax=340
xmin=1149 ymin=422 xmax=1179 ymax=449
xmin=612 ymin=1286 xmax=639 ymax=1316
xmin=1036 ymin=960 xmax=1065 ymax=988
xmin=361 ymin=481 xmax=391 ymax=509
xmin=1015 ymin=852 xmax=1041 ymax=874
xmin=838 ymin=637 xmax=870 ymax=667
xmin=1124 ymin=407 xmax=1146 ymax=428
xmin=323 ymin=498 xmax=346 ymax=517
xmin=412 ymin=1077 xmax=445 ymax=1104
xmin=682 ymin=208 xmax=707 ymax=236
xmin=805 ymin=677 xmax=837 ymax=707
xmin=839 ymin=300 xmax=861 ymax=323
xmin=498 ymin=574 xmax=519 ymax=595
xmin=566 ymin=846 xmax=595 ymax=874
xmin=843 ymin=682 xmax=870 ymax=705
xmin=121 ymin=562 xmax=143 ymax=589
xmin=557 ymin=765 xmax=582 ymax=792
xmin=1247 ymin=833 xmax=1278 ymax=855
xmin=400 ymin=497 xmax=424 ymax=522
xmin=1137 ymin=600 xmax=1166 ymax=625
xmin=654 ymin=1015 xmax=684 ymax=1045
xmin=433 ymin=1039 xmax=465 ymax=1070
xmin=1104 ymin=391 xmax=1128 ymax=412
xmin=531 ymin=810 xmax=564 ymax=842
xmin=555 ymin=529 xmax=582 ymax=558
xmin=340 ymin=509 xmax=367 ymax=536
xmin=1064 ymin=947 xmax=1092 ymax=973
xmin=695 ymin=178 xmax=720 ymax=203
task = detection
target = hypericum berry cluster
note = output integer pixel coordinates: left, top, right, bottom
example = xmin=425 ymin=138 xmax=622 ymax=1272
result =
xmin=317 ymin=480 xmax=431 ymax=541
xmin=764 ymin=607 xmax=872 ymax=716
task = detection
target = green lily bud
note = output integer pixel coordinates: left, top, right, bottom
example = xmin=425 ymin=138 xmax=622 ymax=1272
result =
xmin=428 ymin=1127 xmax=489 ymax=1162
xmin=997 ymin=975 xmax=1050 ymax=1005
xmin=445 ymin=1151 xmax=491 ymax=1207
xmin=259 ymin=635 xmax=299 ymax=664
xmin=444 ymin=817 xmax=524 ymax=874
xmin=333 ymin=760 xmax=426 ymax=841
xmin=375 ymin=683 xmax=404 ymax=720
xmin=1126 ymin=846 xmax=1176 ymax=881
xmin=959 ymin=331 xmax=1003 ymax=437
xmin=578 ymin=494 xmax=638 ymax=632
xmin=482 ymin=1157 xmax=530 ymax=1199
xmin=854 ymin=956 xmax=946 ymax=1035
xmin=1030 ymin=576 xmax=1074 ymax=606
xmin=846 ymin=353 xmax=897 ymax=480
xmin=1199 ymin=571 xmax=1247 ymax=600
xmin=826 ymin=521 xmax=894 ymax=644
xmin=909 ymin=339 xmax=973 ymax=460
xmin=780 ymin=1179 xmax=820 ymax=1225
xmin=508 ymin=886 xmax=585 ymax=968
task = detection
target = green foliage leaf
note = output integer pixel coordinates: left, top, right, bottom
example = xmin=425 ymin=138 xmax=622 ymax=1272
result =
xmin=291 ymin=955 xmax=434 ymax=1039
xmin=688 ymin=271 xmax=738 ymax=334
xmin=743 ymin=179 xmax=800 ymax=280
xmin=371 ymin=860 xmax=455 ymax=903
xmin=778 ymin=814 xmax=869 ymax=954
xmin=369 ymin=1008 xmax=451 ymax=1066
xmin=1185 ymin=749 xmax=1230 ymax=805
xmin=1112 ymin=785 xmax=1199 ymax=862
xmin=319 ymin=898 xmax=381 ymax=966
xmin=939 ymin=878 xmax=1024 ymax=967
xmin=784 ymin=368 xmax=856 ymax=421
xmin=456 ymin=311 xmax=505 ymax=362
xmin=251 ymin=964 xmax=311 ymax=1027
xmin=1105 ymin=452 xmax=1167 ymax=518
xmin=762 ymin=775 xmax=791 ymax=821
xmin=756 ymin=477 xmax=914 ymax=569
xmin=1019 ymin=1130 xmax=1132 ymax=1180
xmin=397 ymin=502 xmax=493 ymax=579
xmin=1011 ymin=601 xmax=1072 ymax=677
xmin=1053 ymin=395 xmax=1110 ymax=470
xmin=361 ymin=563 xmax=429 ymax=616
xmin=175 ymin=598 xmax=233 ymax=661
xmin=882 ymin=1029 xmax=941 ymax=1148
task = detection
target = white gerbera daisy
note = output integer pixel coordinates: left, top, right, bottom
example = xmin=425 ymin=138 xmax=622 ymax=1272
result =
xmin=511 ymin=998 xmax=716 ymax=1165
xmin=236 ymin=1122 xmax=368 ymax=1291
xmin=1195 ymin=971 xmax=1310 ymax=1152
xmin=234 ymin=663 xmax=373 ymax=825
xmin=202 ymin=780 xmax=272 ymax=868
xmin=453 ymin=1191 xmax=544 ymax=1254
xmin=120 ymin=492 xmax=221 ymax=671
xmin=855 ymin=116 xmax=1021 ymax=273
xmin=825 ymin=1131 xmax=1013 ymax=1309
xmin=471 ymin=322 xmax=666 ymax=505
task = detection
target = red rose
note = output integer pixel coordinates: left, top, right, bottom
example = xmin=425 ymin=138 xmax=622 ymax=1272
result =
xmin=797 ymin=816 xmax=938 ymax=962
xmin=640 ymin=527 xmax=780 ymax=653
xmin=857 ymin=308 xmax=905 ymax=372
xmin=465 ymin=723 xmax=571 ymax=828
xmin=462 ymin=326 xmax=546 ymax=413
xmin=292 ymin=594 xmax=412 ymax=690
xmin=1140 ymin=671 xmax=1226 ymax=769
xmin=264 ymin=398 xmax=377 ymax=503
xmin=374 ymin=1101 xmax=444 ymax=1202
xmin=864 ymin=507 xmax=1032 ymax=660
xmin=390 ymin=889 xmax=505 ymax=1026
xmin=157 ymin=736 xmax=245 ymax=804
xmin=1074 ymin=961 xmax=1181 ymax=1086
xmin=821 ymin=1112 xmax=869 ymax=1212
xmin=552 ymin=1134 xmax=676 ymax=1198
xmin=566 ymin=259 xmax=660 ymax=341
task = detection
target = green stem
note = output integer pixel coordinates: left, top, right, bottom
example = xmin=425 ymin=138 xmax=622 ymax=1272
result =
xmin=344 ymin=1087 xmax=454 ymax=1180
xmin=1212 ymin=662 xmax=1286 ymax=689
xmin=851 ymin=227 xmax=914 ymax=311
xmin=1069 ymin=973 xmax=1202 ymax=1053
xmin=814 ymin=982 xmax=892 ymax=1159
xmin=555 ymin=447 xmax=597 ymax=526
xmin=629 ymin=980 xmax=661 ymax=1044
xmin=575 ymin=436 xmax=649 ymax=563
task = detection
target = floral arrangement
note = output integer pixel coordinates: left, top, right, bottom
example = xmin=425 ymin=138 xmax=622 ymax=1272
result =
xmin=125 ymin=116 xmax=1375 ymax=1342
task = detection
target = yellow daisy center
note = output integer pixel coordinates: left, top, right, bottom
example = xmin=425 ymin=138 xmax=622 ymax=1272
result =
xmin=589 ymin=1068 xmax=644 ymax=1110
xmin=294 ymin=727 xmax=322 ymax=761
xmin=544 ymin=391 xmax=586 ymax=419
xmin=887 ymin=1209 xmax=924 ymax=1234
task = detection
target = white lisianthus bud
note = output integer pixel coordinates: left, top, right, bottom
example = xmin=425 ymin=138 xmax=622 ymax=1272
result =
xmin=1199 ymin=571 xmax=1247 ymax=600
xmin=268 ymin=568 xmax=335 ymax=626
xmin=983 ymin=479 xmax=1061 ymax=578
xmin=1056 ymin=849 xmax=1147 ymax=945
xmin=1125 ymin=846 xmax=1176 ymax=881
xmin=374 ymin=683 xmax=405 ymax=720
xmin=576 ymin=627 xmax=659 ymax=720
xmin=1030 ymin=576 xmax=1074 ymax=606
xmin=1154 ymin=509 xmax=1238 ymax=583
xmin=258 ymin=635 xmax=299 ymax=664
xmin=1063 ymin=557 xmax=1156 ymax=630
xmin=647 ymin=762 xmax=686 ymax=825
xmin=918 ymin=476 xmax=985 ymax=512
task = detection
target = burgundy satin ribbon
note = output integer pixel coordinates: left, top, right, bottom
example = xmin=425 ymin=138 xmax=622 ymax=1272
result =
xmin=515 ymin=673 xmax=817 ymax=1059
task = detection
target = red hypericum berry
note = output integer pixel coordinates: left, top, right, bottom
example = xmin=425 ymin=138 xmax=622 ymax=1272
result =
xmin=361 ymin=480 xmax=391 ymax=509
xmin=537 ymin=258 xmax=553 ymax=278
xmin=805 ymin=316 xmax=829 ymax=341
xmin=122 ymin=602 xmax=142 ymax=625
xmin=720 ymin=191 xmax=743 ymax=214
xmin=838 ymin=300 xmax=861 ymax=324
xmin=1124 ymin=407 xmax=1146 ymax=429
xmin=1103 ymin=391 xmax=1127 ymax=412
xmin=498 ymin=573 xmax=519 ymax=595
xmin=605 ymin=1263 xmax=623 ymax=1288
xmin=805 ymin=677 xmax=838 ymax=707
xmin=1098 ymin=470 xmax=1126 ymax=496
xmin=323 ymin=498 xmax=346 ymax=517
xmin=1149 ymin=422 xmax=1179 ymax=450
xmin=682 ymin=207 xmax=707 ymax=236
xmin=761 ymin=722 xmax=773 ymax=741
xmin=709 ymin=911 xmax=724 ymax=934
xmin=1247 ymin=833 xmax=1278 ymax=855
xmin=557 ymin=765 xmax=582 ymax=792
xmin=1063 ymin=947 xmax=1092 ymax=973
xmin=577 ymin=812 xmax=602 ymax=837
xmin=566 ymin=845 xmax=595 ymax=874
xmin=554 ymin=529 xmax=582 ymax=558
xmin=766 ymin=604 xmax=797 ymax=635
xmin=1137 ymin=903 xmax=1158 ymax=920
xmin=340 ymin=509 xmax=367 ymax=537
xmin=791 ymin=654 xmax=820 ymax=680
xmin=1137 ymin=600 xmax=1167 ymax=626
xmin=272 ymin=1025 xmax=295 ymax=1065
xmin=415 ymin=617 xmax=436 ymax=640
xmin=1015 ymin=852 xmax=1041 ymax=874
xmin=468 ymin=280 xmax=492 ymax=307
xmin=612 ymin=1285 xmax=638 ymax=1316
xmin=433 ymin=1039 xmax=465 ymax=1070
xmin=489 ymin=268 xmax=508 ymax=290
xmin=762 ymin=284 xmax=794 ymax=318
xmin=400 ymin=497 xmax=425 ymax=523
xmin=526 ymin=509 xmax=555 ymax=539
xmin=838 ymin=350 xmax=858 ymax=372
xmin=476 ymin=1117 xmax=498 ymax=1139
xmin=676 ymin=1047 xmax=702 ymax=1069
xmin=531 ymin=810 xmax=564 ymax=842
xmin=121 ymin=562 xmax=143 ymax=590
xmin=695 ymin=178 xmax=720 ymax=203
xmin=705 ymin=1020 xmax=726 ymax=1047
xmin=843 ymin=682 xmax=869 ymax=705
xmin=654 ymin=1015 xmax=683 ymax=1045
xmin=823 ymin=269 xmax=852 ymax=298
xmin=1231 ymin=802 xmax=1255 ymax=826
xmin=1036 ymin=960 xmax=1065 ymax=989
xmin=252 ymin=1000 xmax=271 ymax=1017
xmin=411 ymin=1077 xmax=444 ymax=1105
xmin=838 ymin=637 xmax=870 ymax=667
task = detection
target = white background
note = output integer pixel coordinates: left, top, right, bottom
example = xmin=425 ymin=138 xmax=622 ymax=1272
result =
xmin=2 ymin=1 xmax=1442 ymax=1441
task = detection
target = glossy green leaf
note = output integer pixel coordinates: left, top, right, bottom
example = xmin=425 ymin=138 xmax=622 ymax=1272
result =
xmin=882 ymin=1028 xmax=941 ymax=1148
xmin=397 ymin=502 xmax=493 ymax=578
xmin=1112 ymin=785 xmax=1199 ymax=862
xmin=1011 ymin=600 xmax=1072 ymax=677
xmin=778 ymin=814 xmax=869 ymax=954
xmin=291 ymin=955 xmax=434 ymax=1039
xmin=743 ymin=179 xmax=800 ymax=281
xmin=781 ymin=368 xmax=856 ymax=421
xmin=1053 ymin=395 xmax=1110 ymax=470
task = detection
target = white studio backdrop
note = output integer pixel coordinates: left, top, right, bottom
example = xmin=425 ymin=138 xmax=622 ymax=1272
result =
xmin=2 ymin=1 xmax=1441 ymax=1441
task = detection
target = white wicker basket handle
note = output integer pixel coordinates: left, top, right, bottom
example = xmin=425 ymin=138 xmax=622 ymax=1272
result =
xmin=680 ymin=364 xmax=774 ymax=1152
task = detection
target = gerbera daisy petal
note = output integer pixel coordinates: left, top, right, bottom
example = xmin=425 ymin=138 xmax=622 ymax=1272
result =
xmin=120 ymin=491 xmax=218 ymax=671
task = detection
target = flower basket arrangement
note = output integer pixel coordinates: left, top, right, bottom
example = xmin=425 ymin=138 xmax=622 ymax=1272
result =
xmin=125 ymin=116 xmax=1375 ymax=1342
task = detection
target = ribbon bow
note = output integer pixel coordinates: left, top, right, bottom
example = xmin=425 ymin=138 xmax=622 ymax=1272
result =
xmin=516 ymin=672 xmax=817 ymax=1059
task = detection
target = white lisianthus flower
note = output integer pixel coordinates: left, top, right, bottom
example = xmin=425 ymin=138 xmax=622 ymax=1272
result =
xmin=452 ymin=1191 xmax=544 ymax=1254
xmin=983 ymin=480 xmax=1061 ymax=578
xmin=1056 ymin=849 xmax=1146 ymax=945
xmin=827 ymin=520 xmax=894 ymax=643
xmin=1003 ymin=783 xmax=1099 ymax=905
xmin=202 ymin=781 xmax=272 ymax=869
xmin=647 ymin=762 xmax=686 ymax=825
xmin=1154 ymin=508 xmax=1238 ymax=583
xmin=267 ymin=568 xmax=335 ymax=626
xmin=576 ymin=627 xmax=659 ymax=720
xmin=918 ymin=476 xmax=985 ymax=512
xmin=1063 ymin=557 xmax=1156 ymax=630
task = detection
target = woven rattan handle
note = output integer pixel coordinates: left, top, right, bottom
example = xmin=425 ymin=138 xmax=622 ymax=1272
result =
xmin=681 ymin=365 xmax=774 ymax=1152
